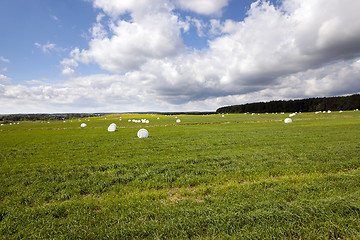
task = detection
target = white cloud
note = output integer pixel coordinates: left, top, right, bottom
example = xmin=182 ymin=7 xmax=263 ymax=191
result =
xmin=0 ymin=56 xmax=10 ymax=63
xmin=35 ymin=42 xmax=67 ymax=53
xmin=0 ymin=74 xmax=11 ymax=83
xmin=175 ymin=0 xmax=229 ymax=16
xmin=61 ymin=55 xmax=80 ymax=76
xmin=136 ymin=0 xmax=360 ymax=103
xmin=92 ymin=0 xmax=171 ymax=18
xmin=68 ymin=0 xmax=185 ymax=73
xmin=61 ymin=67 xmax=76 ymax=76
xmin=35 ymin=42 xmax=56 ymax=53
xmin=189 ymin=17 xmax=207 ymax=37
xmin=25 ymin=79 xmax=49 ymax=85
xmin=51 ymin=15 xmax=59 ymax=21
xmin=285 ymin=0 xmax=360 ymax=60
xmin=1 ymin=57 xmax=360 ymax=113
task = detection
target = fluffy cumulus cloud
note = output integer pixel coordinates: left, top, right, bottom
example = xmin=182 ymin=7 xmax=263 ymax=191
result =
xmin=65 ymin=0 xmax=186 ymax=73
xmin=0 ymin=74 xmax=172 ymax=113
xmin=0 ymin=74 xmax=12 ymax=83
xmin=103 ymin=0 xmax=360 ymax=105
xmin=175 ymin=0 xmax=229 ymax=15
xmin=3 ymin=0 xmax=360 ymax=113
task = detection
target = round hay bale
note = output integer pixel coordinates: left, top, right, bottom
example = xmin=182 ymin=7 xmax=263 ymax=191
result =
xmin=80 ymin=123 xmax=87 ymax=127
xmin=176 ymin=119 xmax=181 ymax=123
xmin=284 ymin=118 xmax=292 ymax=123
xmin=137 ymin=128 xmax=149 ymax=138
xmin=108 ymin=123 xmax=116 ymax=132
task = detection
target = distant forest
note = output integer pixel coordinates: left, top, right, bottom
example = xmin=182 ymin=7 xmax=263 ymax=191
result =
xmin=216 ymin=94 xmax=360 ymax=114
xmin=0 ymin=113 xmax=100 ymax=123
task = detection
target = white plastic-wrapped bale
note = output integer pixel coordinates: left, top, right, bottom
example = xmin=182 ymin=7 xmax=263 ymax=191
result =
xmin=137 ymin=128 xmax=149 ymax=138
xmin=284 ymin=118 xmax=292 ymax=123
xmin=80 ymin=123 xmax=87 ymax=127
xmin=176 ymin=119 xmax=181 ymax=123
xmin=108 ymin=123 xmax=116 ymax=132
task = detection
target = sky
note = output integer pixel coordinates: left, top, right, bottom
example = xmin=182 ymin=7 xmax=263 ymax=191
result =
xmin=1 ymin=0 xmax=360 ymax=114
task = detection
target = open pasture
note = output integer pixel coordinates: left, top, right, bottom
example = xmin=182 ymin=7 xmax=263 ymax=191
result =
xmin=1 ymin=111 xmax=360 ymax=239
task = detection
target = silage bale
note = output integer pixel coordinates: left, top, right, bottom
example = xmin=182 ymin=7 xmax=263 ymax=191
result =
xmin=284 ymin=118 xmax=292 ymax=123
xmin=108 ymin=123 xmax=116 ymax=132
xmin=137 ymin=128 xmax=149 ymax=138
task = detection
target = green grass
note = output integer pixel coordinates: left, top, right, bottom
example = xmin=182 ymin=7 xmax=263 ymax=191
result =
xmin=1 ymin=111 xmax=360 ymax=239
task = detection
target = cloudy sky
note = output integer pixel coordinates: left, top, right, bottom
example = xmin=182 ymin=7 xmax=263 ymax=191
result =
xmin=1 ymin=0 xmax=360 ymax=113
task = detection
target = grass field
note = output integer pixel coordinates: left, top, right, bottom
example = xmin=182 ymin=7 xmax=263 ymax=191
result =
xmin=1 ymin=111 xmax=360 ymax=239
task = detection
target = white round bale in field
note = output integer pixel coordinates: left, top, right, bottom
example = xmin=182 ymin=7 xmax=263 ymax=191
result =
xmin=176 ymin=119 xmax=181 ymax=123
xmin=108 ymin=123 xmax=116 ymax=132
xmin=81 ymin=123 xmax=87 ymax=127
xmin=137 ymin=128 xmax=149 ymax=138
xmin=284 ymin=118 xmax=293 ymax=123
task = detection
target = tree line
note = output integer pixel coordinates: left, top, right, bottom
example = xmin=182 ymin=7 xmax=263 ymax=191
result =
xmin=216 ymin=94 xmax=360 ymax=114
xmin=0 ymin=113 xmax=99 ymax=123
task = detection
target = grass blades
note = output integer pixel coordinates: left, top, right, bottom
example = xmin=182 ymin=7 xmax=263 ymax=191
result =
xmin=0 ymin=111 xmax=360 ymax=239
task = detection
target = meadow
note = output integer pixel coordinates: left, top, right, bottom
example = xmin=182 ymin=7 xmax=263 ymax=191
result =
xmin=1 ymin=111 xmax=360 ymax=239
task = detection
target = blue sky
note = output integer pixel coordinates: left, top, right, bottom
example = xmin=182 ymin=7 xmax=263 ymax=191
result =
xmin=1 ymin=0 xmax=360 ymax=113
xmin=0 ymin=0 xmax=97 ymax=82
